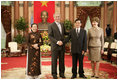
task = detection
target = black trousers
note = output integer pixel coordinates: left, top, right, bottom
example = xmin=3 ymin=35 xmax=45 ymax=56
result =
xmin=51 ymin=50 xmax=65 ymax=76
xmin=72 ymin=53 xmax=84 ymax=76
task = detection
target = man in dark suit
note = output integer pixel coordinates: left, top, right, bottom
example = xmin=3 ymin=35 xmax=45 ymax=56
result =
xmin=48 ymin=13 xmax=68 ymax=79
xmin=106 ymin=24 xmax=111 ymax=37
xmin=64 ymin=18 xmax=87 ymax=79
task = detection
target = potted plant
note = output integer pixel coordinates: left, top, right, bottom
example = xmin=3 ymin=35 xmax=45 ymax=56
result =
xmin=14 ymin=34 xmax=25 ymax=44
xmin=64 ymin=20 xmax=73 ymax=54
xmin=13 ymin=34 xmax=25 ymax=49
xmin=15 ymin=17 xmax=28 ymax=36
xmin=64 ymin=20 xmax=73 ymax=32
xmin=14 ymin=17 xmax=28 ymax=49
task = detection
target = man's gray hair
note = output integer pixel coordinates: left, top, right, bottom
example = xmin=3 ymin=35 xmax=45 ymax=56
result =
xmin=53 ymin=13 xmax=61 ymax=18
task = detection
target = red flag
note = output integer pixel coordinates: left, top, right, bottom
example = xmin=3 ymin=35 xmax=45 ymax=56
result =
xmin=34 ymin=1 xmax=55 ymax=24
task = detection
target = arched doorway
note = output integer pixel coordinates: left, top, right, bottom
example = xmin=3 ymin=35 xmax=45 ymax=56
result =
xmin=76 ymin=7 xmax=101 ymax=28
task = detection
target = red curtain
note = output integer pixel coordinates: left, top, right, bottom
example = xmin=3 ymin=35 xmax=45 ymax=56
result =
xmin=34 ymin=1 xmax=55 ymax=24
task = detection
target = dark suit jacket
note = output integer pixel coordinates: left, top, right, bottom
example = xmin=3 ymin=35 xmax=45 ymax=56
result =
xmin=106 ymin=27 xmax=111 ymax=37
xmin=48 ymin=22 xmax=68 ymax=51
xmin=64 ymin=28 xmax=87 ymax=54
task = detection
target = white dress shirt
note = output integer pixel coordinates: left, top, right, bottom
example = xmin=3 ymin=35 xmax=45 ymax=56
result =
xmin=76 ymin=27 xmax=80 ymax=34
xmin=55 ymin=21 xmax=63 ymax=45
xmin=55 ymin=21 xmax=62 ymax=34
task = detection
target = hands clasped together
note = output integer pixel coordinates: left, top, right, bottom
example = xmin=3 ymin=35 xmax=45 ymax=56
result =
xmin=57 ymin=41 xmax=63 ymax=46
xmin=32 ymin=44 xmax=39 ymax=49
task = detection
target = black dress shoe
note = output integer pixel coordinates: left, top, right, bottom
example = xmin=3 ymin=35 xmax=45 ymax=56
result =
xmin=95 ymin=76 xmax=99 ymax=78
xmin=79 ymin=75 xmax=87 ymax=79
xmin=91 ymin=75 xmax=95 ymax=77
xmin=71 ymin=75 xmax=77 ymax=79
xmin=53 ymin=75 xmax=58 ymax=79
xmin=60 ymin=75 xmax=66 ymax=78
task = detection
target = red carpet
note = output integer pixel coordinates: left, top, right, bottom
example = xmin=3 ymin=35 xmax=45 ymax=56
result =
xmin=1 ymin=55 xmax=117 ymax=79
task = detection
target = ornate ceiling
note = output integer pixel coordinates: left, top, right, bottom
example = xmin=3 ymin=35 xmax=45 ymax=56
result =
xmin=76 ymin=1 xmax=102 ymax=6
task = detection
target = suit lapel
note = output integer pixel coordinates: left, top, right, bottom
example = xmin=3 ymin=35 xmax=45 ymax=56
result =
xmin=73 ymin=28 xmax=82 ymax=39
xmin=73 ymin=29 xmax=78 ymax=39
xmin=61 ymin=23 xmax=64 ymax=35
xmin=78 ymin=28 xmax=82 ymax=38
xmin=54 ymin=22 xmax=62 ymax=35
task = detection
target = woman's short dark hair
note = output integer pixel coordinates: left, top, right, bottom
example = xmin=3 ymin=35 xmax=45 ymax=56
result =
xmin=74 ymin=18 xmax=82 ymax=23
xmin=31 ymin=23 xmax=38 ymax=27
